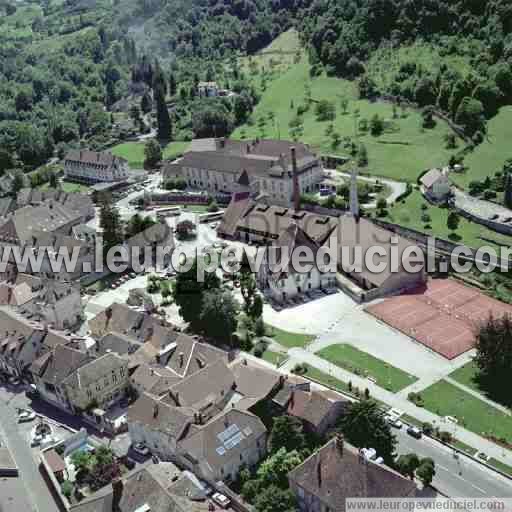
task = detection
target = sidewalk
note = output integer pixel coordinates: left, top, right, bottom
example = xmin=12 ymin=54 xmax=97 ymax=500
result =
xmin=284 ymin=348 xmax=512 ymax=466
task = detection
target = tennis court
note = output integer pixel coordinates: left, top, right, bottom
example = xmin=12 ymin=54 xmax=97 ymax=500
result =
xmin=366 ymin=279 xmax=512 ymax=359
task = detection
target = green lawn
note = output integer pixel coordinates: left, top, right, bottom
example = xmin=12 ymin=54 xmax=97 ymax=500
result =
xmin=384 ymin=189 xmax=512 ymax=250
xmin=61 ymin=181 xmax=90 ymax=193
xmin=488 ymin=458 xmax=512 ymax=477
xmin=300 ymin=364 xmax=351 ymax=394
xmin=449 ymin=361 xmax=480 ymax=391
xmin=449 ymin=361 xmax=512 ymax=411
xmin=317 ymin=343 xmax=417 ymax=392
xmin=111 ymin=141 xmax=189 ymax=169
xmin=452 ymin=107 xmax=512 ymax=188
xmin=264 ymin=324 xmax=315 ymax=349
xmin=233 ymin=56 xmax=461 ymax=182
xmin=38 ymin=181 xmax=89 ymax=193
xmin=163 ymin=141 xmax=189 ymax=160
xmin=420 ymin=380 xmax=512 ymax=444
xmin=261 ymin=350 xmax=286 ymax=366
xmin=239 ymin=29 xmax=300 ymax=74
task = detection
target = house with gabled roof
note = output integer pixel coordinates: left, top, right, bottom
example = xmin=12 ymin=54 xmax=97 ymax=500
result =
xmin=257 ymin=223 xmax=337 ymax=303
xmin=0 ymin=306 xmax=46 ymax=377
xmin=177 ymin=408 xmax=267 ymax=484
xmin=288 ymin=436 xmax=417 ymax=512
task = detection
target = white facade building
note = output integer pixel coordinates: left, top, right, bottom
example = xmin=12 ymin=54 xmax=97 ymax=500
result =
xmin=64 ymin=150 xmax=129 ymax=183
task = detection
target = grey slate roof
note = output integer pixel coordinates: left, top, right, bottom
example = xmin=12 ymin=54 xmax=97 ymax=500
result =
xmin=31 ymin=344 xmax=92 ymax=382
xmin=127 ymin=392 xmax=194 ymax=438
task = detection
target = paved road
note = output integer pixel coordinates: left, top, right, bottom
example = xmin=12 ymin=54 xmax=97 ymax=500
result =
xmin=281 ymin=350 xmax=512 ymax=467
xmin=244 ymin=352 xmax=512 ymax=499
xmin=395 ymin=429 xmax=512 ymax=499
xmin=326 ymin=169 xmax=407 ymax=206
xmin=0 ymin=392 xmax=60 ymax=512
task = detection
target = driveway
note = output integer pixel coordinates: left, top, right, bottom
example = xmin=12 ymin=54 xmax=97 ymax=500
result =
xmin=263 ymin=291 xmax=458 ymax=379
xmin=325 ymin=169 xmax=407 ymax=206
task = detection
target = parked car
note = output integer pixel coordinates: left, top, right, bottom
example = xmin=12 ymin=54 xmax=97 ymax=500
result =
xmin=406 ymin=426 xmax=422 ymax=439
xmin=132 ymin=443 xmax=150 ymax=456
xmin=212 ymin=493 xmax=231 ymax=509
xmin=18 ymin=410 xmax=36 ymax=423
xmin=385 ymin=415 xmax=403 ymax=429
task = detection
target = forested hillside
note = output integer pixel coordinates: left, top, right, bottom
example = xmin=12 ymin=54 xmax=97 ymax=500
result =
xmin=0 ymin=0 xmax=306 ymax=173
xmin=3 ymin=0 xmax=512 ymax=175
xmin=300 ymin=0 xmax=512 ymax=136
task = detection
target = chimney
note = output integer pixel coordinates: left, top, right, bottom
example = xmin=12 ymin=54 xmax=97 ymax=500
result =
xmin=246 ymin=144 xmax=251 ymax=154
xmin=179 ymin=352 xmax=184 ymax=367
xmin=350 ymin=168 xmax=359 ymax=220
xmin=112 ymin=477 xmax=123 ymax=512
xmin=335 ymin=433 xmax=344 ymax=456
xmin=291 ymin=147 xmax=300 ymax=211
xmin=153 ymin=403 xmax=159 ymax=418
xmin=317 ymin=458 xmax=322 ymax=488
xmin=196 ymin=357 xmax=204 ymax=369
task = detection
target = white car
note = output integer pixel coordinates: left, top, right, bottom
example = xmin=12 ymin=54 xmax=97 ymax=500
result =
xmin=385 ymin=414 xmax=403 ymax=429
xmin=212 ymin=492 xmax=231 ymax=509
xmin=18 ymin=410 xmax=36 ymax=423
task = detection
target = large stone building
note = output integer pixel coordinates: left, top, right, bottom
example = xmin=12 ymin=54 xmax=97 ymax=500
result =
xmin=258 ymin=223 xmax=337 ymax=302
xmin=64 ymin=150 xmax=129 ymax=183
xmin=31 ymin=344 xmax=129 ymax=415
xmin=164 ymin=138 xmax=324 ymax=206
xmin=219 ymin=191 xmax=425 ymax=303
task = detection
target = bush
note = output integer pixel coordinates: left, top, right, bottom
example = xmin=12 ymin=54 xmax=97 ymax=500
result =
xmin=61 ymin=480 xmax=73 ymax=498
xmin=439 ymin=430 xmax=453 ymax=443
xmin=254 ymin=317 xmax=265 ymax=337
xmin=407 ymin=392 xmax=424 ymax=407
xmin=422 ymin=422 xmax=434 ymax=435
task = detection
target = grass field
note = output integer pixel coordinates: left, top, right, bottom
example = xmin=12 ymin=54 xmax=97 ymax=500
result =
xmin=38 ymin=181 xmax=89 ymax=193
xmin=261 ymin=350 xmax=286 ymax=366
xmin=449 ymin=361 xmax=480 ymax=391
xmin=264 ymin=324 xmax=315 ymax=349
xmin=452 ymin=107 xmax=512 ymax=188
xmin=233 ymin=55 xmax=461 ymax=182
xmin=488 ymin=457 xmax=512 ymax=477
xmin=384 ymin=189 xmax=512 ymax=250
xmin=449 ymin=361 xmax=512 ymax=411
xmin=111 ymin=141 xmax=188 ymax=169
xmin=420 ymin=380 xmax=512 ymax=443
xmin=317 ymin=344 xmax=417 ymax=392
xmin=239 ymin=29 xmax=300 ymax=74
xmin=367 ymin=43 xmax=471 ymax=93
xmin=300 ymin=364 xmax=351 ymax=394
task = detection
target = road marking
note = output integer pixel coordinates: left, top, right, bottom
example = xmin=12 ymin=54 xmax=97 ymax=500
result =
xmin=437 ymin=464 xmax=488 ymax=495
